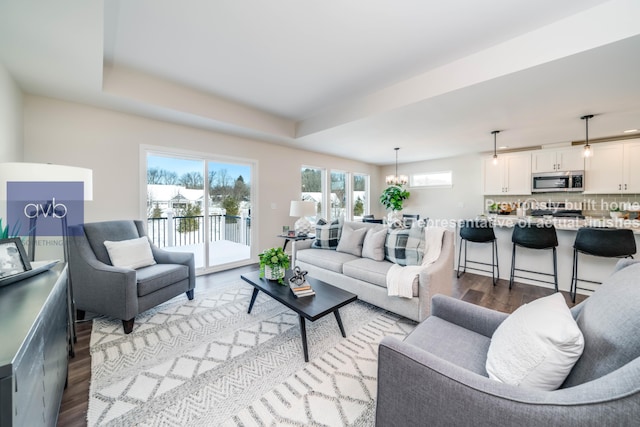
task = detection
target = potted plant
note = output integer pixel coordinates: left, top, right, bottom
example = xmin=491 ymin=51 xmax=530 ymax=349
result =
xmin=380 ymin=185 xmax=410 ymax=223
xmin=610 ymin=206 xmax=624 ymax=219
xmin=259 ymin=247 xmax=290 ymax=284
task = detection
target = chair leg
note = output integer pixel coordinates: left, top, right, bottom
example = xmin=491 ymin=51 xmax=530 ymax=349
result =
xmin=76 ymin=309 xmax=86 ymax=321
xmin=509 ymin=244 xmax=516 ymax=290
xmin=122 ymin=318 xmax=135 ymax=334
xmin=456 ymin=237 xmax=467 ymax=279
xmin=570 ymin=249 xmax=578 ymax=303
xmin=491 ymin=240 xmax=498 ymax=286
xmin=186 ymin=289 xmax=195 ymax=300
xmin=552 ymin=247 xmax=558 ymax=292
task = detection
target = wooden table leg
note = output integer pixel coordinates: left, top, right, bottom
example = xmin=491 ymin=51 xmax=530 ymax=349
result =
xmin=334 ymin=309 xmax=346 ymax=337
xmin=299 ymin=315 xmax=309 ymax=362
xmin=248 ymin=288 xmax=259 ymax=313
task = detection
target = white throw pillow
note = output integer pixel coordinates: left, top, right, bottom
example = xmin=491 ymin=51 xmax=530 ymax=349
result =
xmin=336 ymin=224 xmax=368 ymax=257
xmin=486 ymin=292 xmax=584 ymax=391
xmin=104 ymin=237 xmax=156 ymax=270
xmin=361 ymin=226 xmax=387 ymax=261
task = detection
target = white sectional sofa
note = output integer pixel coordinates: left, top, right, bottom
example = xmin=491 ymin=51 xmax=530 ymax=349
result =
xmin=292 ymin=220 xmax=455 ymax=322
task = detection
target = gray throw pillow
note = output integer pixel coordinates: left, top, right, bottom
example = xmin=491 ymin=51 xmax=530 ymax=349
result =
xmin=362 ymin=226 xmax=387 ymax=261
xmin=336 ymin=224 xmax=367 ymax=257
xmin=385 ymin=226 xmax=425 ymax=266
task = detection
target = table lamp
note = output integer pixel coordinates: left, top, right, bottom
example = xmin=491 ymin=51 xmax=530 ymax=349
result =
xmin=0 ymin=162 xmax=93 ymax=261
xmin=289 ymin=201 xmax=316 ymax=235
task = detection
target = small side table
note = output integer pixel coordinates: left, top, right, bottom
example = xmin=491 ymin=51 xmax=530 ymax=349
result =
xmin=278 ymin=234 xmax=315 ymax=251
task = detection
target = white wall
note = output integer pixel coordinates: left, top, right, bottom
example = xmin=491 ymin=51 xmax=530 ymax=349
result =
xmin=23 ymin=95 xmax=380 ymax=262
xmin=0 ymin=63 xmax=23 ymax=162
xmin=379 ymin=154 xmax=483 ymax=226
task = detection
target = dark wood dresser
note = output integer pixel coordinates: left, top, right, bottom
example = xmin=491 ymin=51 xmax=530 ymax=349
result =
xmin=0 ymin=263 xmax=68 ymax=427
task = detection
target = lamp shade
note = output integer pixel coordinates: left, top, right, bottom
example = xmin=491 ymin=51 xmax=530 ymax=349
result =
xmin=289 ymin=201 xmax=316 ymax=217
xmin=0 ymin=162 xmax=93 ymax=200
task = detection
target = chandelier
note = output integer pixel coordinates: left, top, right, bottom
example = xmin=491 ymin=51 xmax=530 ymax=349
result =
xmin=385 ymin=147 xmax=408 ymax=186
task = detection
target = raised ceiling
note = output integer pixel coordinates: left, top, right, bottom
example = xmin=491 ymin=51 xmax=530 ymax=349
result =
xmin=1 ymin=0 xmax=639 ymax=165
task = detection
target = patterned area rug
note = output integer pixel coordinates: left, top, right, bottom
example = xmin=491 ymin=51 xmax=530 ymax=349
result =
xmin=87 ymin=280 xmax=416 ymax=426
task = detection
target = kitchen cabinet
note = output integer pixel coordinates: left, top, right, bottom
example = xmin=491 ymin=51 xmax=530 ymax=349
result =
xmin=483 ymin=152 xmax=531 ymax=195
xmin=531 ymin=147 xmax=584 ymax=173
xmin=584 ymin=139 xmax=640 ymax=193
xmin=0 ymin=264 xmax=68 ymax=427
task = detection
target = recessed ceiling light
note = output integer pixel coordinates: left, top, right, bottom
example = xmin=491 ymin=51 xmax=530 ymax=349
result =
xmin=623 ymin=129 xmax=638 ymax=133
xmin=498 ymin=146 xmax=508 ymax=149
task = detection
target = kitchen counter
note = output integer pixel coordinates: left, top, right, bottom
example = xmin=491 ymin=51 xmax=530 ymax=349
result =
xmin=490 ymin=215 xmax=640 ymax=234
xmin=456 ymin=216 xmax=640 ymax=295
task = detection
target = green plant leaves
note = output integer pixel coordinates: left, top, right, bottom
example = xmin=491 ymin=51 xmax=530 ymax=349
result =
xmin=379 ymin=185 xmax=410 ymax=211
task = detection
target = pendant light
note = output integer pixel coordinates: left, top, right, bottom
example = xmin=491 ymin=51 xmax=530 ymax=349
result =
xmin=491 ymin=130 xmax=500 ymax=165
xmin=385 ymin=147 xmax=408 ymax=186
xmin=581 ymin=114 xmax=594 ymax=158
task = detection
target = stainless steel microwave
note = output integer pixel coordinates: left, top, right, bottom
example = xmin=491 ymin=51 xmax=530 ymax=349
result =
xmin=532 ymin=170 xmax=584 ymax=193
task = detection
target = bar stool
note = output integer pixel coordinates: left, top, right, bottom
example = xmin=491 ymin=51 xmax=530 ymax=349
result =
xmin=570 ymin=227 xmax=636 ymax=302
xmin=510 ymin=223 xmax=558 ymax=291
xmin=457 ymin=220 xmax=499 ymax=285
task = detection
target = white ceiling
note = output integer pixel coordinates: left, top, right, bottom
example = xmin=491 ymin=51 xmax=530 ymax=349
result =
xmin=1 ymin=0 xmax=640 ymax=165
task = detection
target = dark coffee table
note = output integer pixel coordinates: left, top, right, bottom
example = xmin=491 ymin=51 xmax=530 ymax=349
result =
xmin=241 ymin=269 xmax=357 ymax=362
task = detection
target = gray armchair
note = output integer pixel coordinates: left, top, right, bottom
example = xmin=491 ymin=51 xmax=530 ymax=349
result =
xmin=376 ymin=259 xmax=640 ymax=426
xmin=68 ymin=220 xmax=195 ymax=334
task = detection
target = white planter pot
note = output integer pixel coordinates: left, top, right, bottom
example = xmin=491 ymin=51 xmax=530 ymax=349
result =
xmin=264 ymin=265 xmax=285 ymax=281
xmin=387 ymin=210 xmax=403 ymax=226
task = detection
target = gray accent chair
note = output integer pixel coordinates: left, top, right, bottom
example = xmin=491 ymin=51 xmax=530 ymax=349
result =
xmin=376 ymin=259 xmax=640 ymax=426
xmin=68 ymin=220 xmax=195 ymax=334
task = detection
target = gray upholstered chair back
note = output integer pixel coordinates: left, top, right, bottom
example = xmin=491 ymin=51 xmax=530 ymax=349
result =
xmin=82 ymin=220 xmax=147 ymax=265
xmin=563 ymin=259 xmax=640 ymax=387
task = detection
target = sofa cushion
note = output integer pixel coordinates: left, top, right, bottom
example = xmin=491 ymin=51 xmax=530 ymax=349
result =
xmin=136 ymin=264 xmax=189 ymax=297
xmin=104 ymin=236 xmax=156 ymax=270
xmin=385 ymin=226 xmax=425 ymax=266
xmin=562 ymin=259 xmax=640 ymax=388
xmin=342 ymin=258 xmax=394 ymax=288
xmin=405 ymin=316 xmax=491 ymax=376
xmin=486 ymin=292 xmax=584 ymax=391
xmin=296 ymin=248 xmax=359 ymax=273
xmin=312 ymin=218 xmax=342 ymax=249
xmin=362 ymin=226 xmax=387 ymax=261
xmin=336 ymin=223 xmax=368 ymax=257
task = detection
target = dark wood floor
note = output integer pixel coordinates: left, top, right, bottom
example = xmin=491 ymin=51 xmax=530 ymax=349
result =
xmin=56 ymin=266 xmax=587 ymax=427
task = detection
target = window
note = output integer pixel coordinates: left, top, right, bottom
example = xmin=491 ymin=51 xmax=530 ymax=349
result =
xmin=301 ymin=167 xmax=369 ymax=222
xmin=330 ymin=170 xmax=347 ymax=221
xmin=353 ymin=173 xmax=369 ymax=220
xmin=301 ymin=166 xmax=325 ymax=221
xmin=410 ymin=171 xmax=453 ymax=188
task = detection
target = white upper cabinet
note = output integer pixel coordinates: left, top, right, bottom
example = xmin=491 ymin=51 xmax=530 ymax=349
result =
xmin=531 ymin=147 xmax=584 ymax=173
xmin=624 ymin=141 xmax=640 ymax=193
xmin=483 ymin=152 xmax=531 ymax=195
xmin=584 ymin=139 xmax=640 ymax=193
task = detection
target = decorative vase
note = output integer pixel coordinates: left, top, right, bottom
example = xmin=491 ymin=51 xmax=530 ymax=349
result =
xmin=264 ymin=265 xmax=285 ymax=281
xmin=387 ymin=210 xmax=403 ymax=226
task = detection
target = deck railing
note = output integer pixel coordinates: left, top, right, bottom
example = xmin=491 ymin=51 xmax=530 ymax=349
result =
xmin=147 ymin=213 xmax=251 ymax=248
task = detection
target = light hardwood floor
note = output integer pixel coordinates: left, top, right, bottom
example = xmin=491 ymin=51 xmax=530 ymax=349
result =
xmin=56 ymin=265 xmax=587 ymax=427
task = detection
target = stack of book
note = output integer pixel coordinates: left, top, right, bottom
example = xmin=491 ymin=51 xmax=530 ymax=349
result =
xmin=290 ymin=281 xmax=315 ymax=298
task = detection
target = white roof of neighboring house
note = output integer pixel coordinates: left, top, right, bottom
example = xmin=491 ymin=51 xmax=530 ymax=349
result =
xmin=148 ymin=184 xmax=203 ymax=203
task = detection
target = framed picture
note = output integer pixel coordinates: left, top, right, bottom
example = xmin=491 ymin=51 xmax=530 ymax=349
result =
xmin=0 ymin=238 xmax=32 ymax=279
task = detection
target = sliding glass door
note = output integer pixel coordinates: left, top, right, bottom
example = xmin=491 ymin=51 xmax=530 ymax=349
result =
xmin=206 ymin=161 xmax=251 ymax=266
xmin=146 ymin=151 xmax=253 ymax=271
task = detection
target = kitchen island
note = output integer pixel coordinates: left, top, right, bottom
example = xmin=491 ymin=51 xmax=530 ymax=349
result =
xmin=456 ymin=215 xmax=640 ymax=296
